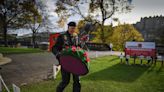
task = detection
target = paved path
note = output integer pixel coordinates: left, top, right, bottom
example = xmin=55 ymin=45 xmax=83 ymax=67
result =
xmin=0 ymin=52 xmax=56 ymax=85
xmin=88 ymin=51 xmax=123 ymax=58
xmin=0 ymin=51 xmax=121 ymax=86
xmin=0 ymin=53 xmax=12 ymax=65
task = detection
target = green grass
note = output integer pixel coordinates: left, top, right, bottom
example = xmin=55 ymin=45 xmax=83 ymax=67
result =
xmin=5 ymin=56 xmax=164 ymax=92
xmin=0 ymin=47 xmax=44 ymax=54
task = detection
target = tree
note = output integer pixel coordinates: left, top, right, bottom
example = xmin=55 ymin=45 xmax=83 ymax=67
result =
xmin=0 ymin=0 xmax=39 ymax=47
xmin=109 ymin=24 xmax=144 ymax=51
xmin=55 ymin=0 xmax=133 ymax=43
xmin=35 ymin=0 xmax=53 ymax=32
xmin=23 ymin=1 xmax=44 ymax=48
xmin=91 ymin=24 xmax=113 ymax=43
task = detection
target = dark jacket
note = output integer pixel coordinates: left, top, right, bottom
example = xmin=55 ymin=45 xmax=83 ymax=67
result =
xmin=52 ymin=31 xmax=80 ymax=60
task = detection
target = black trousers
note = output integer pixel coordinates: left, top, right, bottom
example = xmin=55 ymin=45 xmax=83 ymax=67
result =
xmin=56 ymin=67 xmax=81 ymax=92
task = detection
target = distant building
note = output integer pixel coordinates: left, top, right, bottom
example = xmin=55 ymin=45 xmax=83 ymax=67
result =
xmin=0 ymin=32 xmax=17 ymax=46
xmin=17 ymin=31 xmax=55 ymax=45
xmin=134 ymin=15 xmax=164 ymax=42
xmin=133 ymin=15 xmax=164 ymax=55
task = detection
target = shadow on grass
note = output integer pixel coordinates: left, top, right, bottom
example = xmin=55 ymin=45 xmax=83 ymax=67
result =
xmin=82 ymin=63 xmax=149 ymax=83
xmin=156 ymin=67 xmax=164 ymax=74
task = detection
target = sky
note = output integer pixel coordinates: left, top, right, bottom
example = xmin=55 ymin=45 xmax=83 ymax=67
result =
xmin=111 ymin=0 xmax=164 ymax=25
xmin=10 ymin=0 xmax=164 ymax=36
xmin=48 ymin=0 xmax=164 ymax=26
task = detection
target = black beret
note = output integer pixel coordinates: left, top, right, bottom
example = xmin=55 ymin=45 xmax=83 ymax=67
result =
xmin=67 ymin=21 xmax=76 ymax=27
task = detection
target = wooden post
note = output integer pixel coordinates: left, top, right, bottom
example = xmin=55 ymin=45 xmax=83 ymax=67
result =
xmin=162 ymin=60 xmax=163 ymax=67
xmin=154 ymin=58 xmax=157 ymax=66
xmin=151 ymin=57 xmax=153 ymax=65
xmin=140 ymin=59 xmax=143 ymax=65
xmin=134 ymin=58 xmax=136 ymax=64
xmin=162 ymin=56 xmax=164 ymax=67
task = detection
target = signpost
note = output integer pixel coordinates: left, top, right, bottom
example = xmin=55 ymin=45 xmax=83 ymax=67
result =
xmin=125 ymin=42 xmax=156 ymax=57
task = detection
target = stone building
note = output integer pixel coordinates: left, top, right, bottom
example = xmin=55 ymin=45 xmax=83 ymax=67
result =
xmin=133 ymin=15 xmax=164 ymax=54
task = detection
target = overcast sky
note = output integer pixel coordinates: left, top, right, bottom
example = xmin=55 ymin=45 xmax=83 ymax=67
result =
xmin=112 ymin=0 xmax=164 ymax=25
xmin=12 ymin=0 xmax=164 ymax=35
xmin=47 ymin=0 xmax=164 ymax=26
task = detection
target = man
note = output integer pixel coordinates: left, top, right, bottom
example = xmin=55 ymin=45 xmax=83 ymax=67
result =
xmin=52 ymin=21 xmax=81 ymax=92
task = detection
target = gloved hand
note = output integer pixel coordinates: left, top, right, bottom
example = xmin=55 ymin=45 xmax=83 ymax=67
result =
xmin=55 ymin=53 xmax=61 ymax=66
xmin=56 ymin=53 xmax=61 ymax=61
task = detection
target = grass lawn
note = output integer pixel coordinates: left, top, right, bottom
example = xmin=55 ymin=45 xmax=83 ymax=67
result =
xmin=5 ymin=56 xmax=164 ymax=92
xmin=0 ymin=47 xmax=44 ymax=54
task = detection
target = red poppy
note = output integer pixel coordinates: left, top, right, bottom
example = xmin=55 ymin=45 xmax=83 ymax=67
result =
xmin=65 ymin=46 xmax=69 ymax=49
xmin=83 ymin=52 xmax=88 ymax=57
xmin=72 ymin=46 xmax=76 ymax=52
xmin=72 ymin=46 xmax=76 ymax=48
xmin=86 ymin=57 xmax=90 ymax=62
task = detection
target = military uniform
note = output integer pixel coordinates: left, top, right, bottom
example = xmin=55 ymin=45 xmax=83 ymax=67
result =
xmin=52 ymin=31 xmax=81 ymax=92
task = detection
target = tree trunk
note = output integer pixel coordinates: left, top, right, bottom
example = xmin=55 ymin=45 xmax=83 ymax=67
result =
xmin=32 ymin=32 xmax=37 ymax=48
xmin=100 ymin=21 xmax=106 ymax=44
xmin=3 ymin=25 xmax=8 ymax=47
xmin=101 ymin=27 xmax=106 ymax=43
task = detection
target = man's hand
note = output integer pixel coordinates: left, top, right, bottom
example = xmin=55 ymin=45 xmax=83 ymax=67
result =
xmin=56 ymin=54 xmax=60 ymax=60
xmin=55 ymin=53 xmax=61 ymax=66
